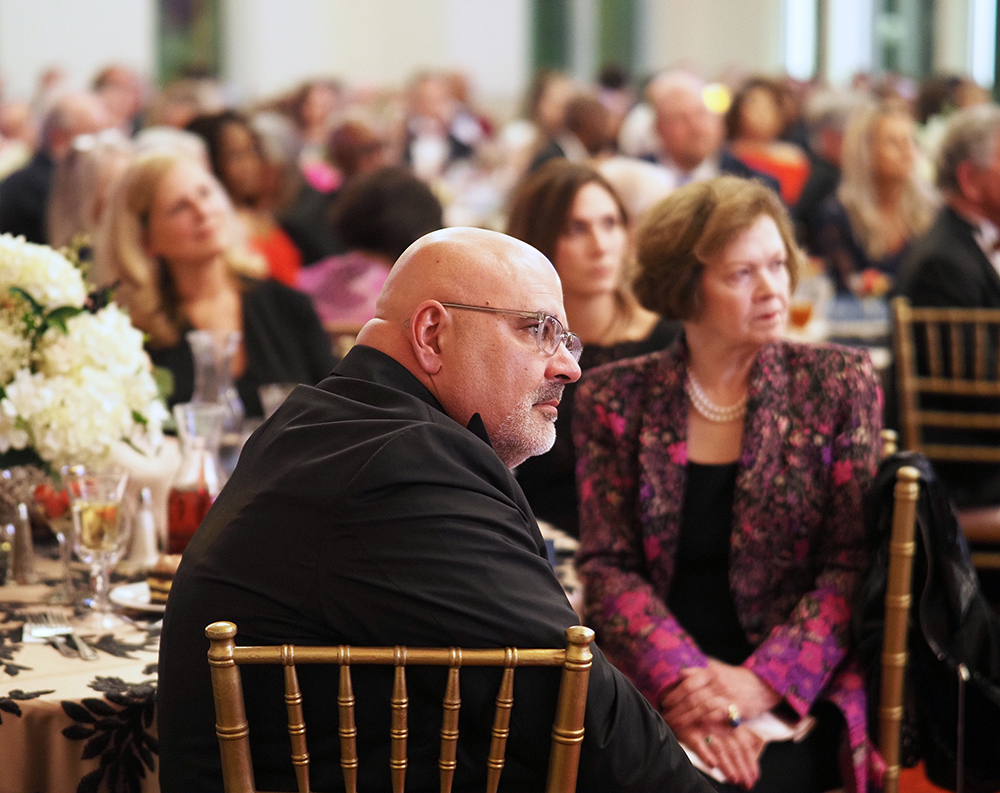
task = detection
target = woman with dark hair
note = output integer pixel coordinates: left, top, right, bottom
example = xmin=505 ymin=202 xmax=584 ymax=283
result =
xmin=506 ymin=159 xmax=678 ymax=537
xmin=186 ymin=110 xmax=304 ymax=286
xmin=296 ymin=165 xmax=443 ymax=329
xmin=725 ymin=76 xmax=811 ymax=205
xmin=573 ymin=175 xmax=881 ymax=791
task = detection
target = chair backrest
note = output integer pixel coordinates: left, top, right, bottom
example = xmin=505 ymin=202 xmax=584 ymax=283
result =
xmin=892 ymin=296 xmax=1000 ymax=462
xmin=878 ymin=464 xmax=921 ymax=793
xmin=206 ymin=621 xmax=595 ymax=793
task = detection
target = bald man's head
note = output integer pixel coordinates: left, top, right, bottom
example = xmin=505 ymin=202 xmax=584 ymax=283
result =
xmin=355 ymin=227 xmax=582 ymax=467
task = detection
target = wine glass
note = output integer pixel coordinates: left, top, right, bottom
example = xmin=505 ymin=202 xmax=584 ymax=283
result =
xmin=66 ymin=468 xmax=130 ymax=631
xmin=32 ymin=476 xmax=77 ymax=604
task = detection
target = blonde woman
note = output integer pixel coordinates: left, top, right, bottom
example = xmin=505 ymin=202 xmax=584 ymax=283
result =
xmin=816 ymin=101 xmax=937 ymax=295
xmin=93 ymin=150 xmax=334 ymax=417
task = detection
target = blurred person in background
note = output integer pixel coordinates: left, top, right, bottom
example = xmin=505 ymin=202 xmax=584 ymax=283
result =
xmin=792 ymin=89 xmax=866 ymax=254
xmin=506 ymin=160 xmax=679 ymax=537
xmin=146 ymin=77 xmax=226 ymax=130
xmin=0 ymin=100 xmax=35 ymax=181
xmin=596 ymin=63 xmax=637 ymax=144
xmin=529 ymin=92 xmax=615 ymax=173
xmin=93 ymin=63 xmax=147 ymax=136
xmin=46 ymin=128 xmax=133 ymax=251
xmin=497 ymin=69 xmax=576 ymax=187
xmin=0 ymin=91 xmax=110 ymax=243
xmin=645 ymin=70 xmax=779 ymax=194
xmin=297 ymin=164 xmax=443 ymax=330
xmin=896 ymin=105 xmax=1000 ymax=512
xmin=403 ymin=70 xmax=482 ymax=183
xmin=725 ymin=76 xmax=811 ymax=205
xmin=93 ymin=150 xmax=334 ymax=418
xmin=186 ymin=110 xmax=304 ymax=286
xmin=815 ymin=101 xmax=936 ymax=296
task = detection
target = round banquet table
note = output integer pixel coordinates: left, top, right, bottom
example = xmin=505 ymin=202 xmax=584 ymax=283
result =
xmin=0 ymin=565 xmax=161 ymax=793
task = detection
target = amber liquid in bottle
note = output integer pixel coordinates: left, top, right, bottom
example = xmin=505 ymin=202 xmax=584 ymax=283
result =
xmin=167 ymin=487 xmax=214 ymax=554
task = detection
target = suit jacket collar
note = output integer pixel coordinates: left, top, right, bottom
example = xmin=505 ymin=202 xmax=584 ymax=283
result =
xmin=328 ymin=344 xmax=492 ymax=446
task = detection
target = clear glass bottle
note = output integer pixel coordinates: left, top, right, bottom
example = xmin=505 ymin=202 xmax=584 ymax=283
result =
xmin=167 ymin=403 xmax=228 ymax=555
xmin=186 ymin=329 xmax=245 ymax=475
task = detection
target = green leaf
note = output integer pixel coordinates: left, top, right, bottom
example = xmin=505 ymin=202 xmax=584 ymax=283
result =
xmin=8 ymin=286 xmax=42 ymax=315
xmin=43 ymin=305 xmax=85 ymax=334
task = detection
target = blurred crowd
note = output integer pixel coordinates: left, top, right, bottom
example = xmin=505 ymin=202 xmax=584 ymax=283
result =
xmin=0 ymin=63 xmax=991 ymax=301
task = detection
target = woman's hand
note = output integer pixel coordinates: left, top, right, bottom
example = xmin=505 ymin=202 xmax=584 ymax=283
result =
xmin=662 ymin=660 xmax=781 ymax=730
xmin=673 ymin=722 xmax=765 ymax=789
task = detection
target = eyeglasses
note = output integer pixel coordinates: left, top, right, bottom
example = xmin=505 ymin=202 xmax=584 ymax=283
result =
xmin=439 ymin=302 xmax=583 ymax=362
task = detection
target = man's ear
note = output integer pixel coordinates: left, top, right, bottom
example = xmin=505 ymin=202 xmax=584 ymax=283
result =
xmin=409 ymin=300 xmax=448 ymax=375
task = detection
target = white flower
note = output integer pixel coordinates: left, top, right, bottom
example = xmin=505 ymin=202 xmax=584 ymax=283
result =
xmin=0 ymin=234 xmax=86 ymax=310
xmin=0 ymin=235 xmax=163 ymax=472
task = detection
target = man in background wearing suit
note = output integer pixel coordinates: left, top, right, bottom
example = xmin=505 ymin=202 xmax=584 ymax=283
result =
xmin=897 ymin=104 xmax=1000 ymax=309
xmin=896 ymin=104 xmax=1000 ymax=510
xmin=643 ymin=70 xmax=780 ymax=194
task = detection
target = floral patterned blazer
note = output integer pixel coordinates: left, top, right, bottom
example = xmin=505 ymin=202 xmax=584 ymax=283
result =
xmin=573 ymin=337 xmax=883 ymax=792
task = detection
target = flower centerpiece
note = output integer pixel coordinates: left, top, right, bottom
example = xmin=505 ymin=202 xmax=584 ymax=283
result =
xmin=0 ymin=234 xmax=165 ymax=508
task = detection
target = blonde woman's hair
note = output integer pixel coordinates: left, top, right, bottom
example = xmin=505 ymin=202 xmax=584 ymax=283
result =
xmin=93 ymin=150 xmax=265 ymax=348
xmin=837 ymin=101 xmax=936 ymax=260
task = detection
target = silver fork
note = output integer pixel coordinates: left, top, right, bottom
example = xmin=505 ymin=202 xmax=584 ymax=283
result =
xmin=26 ymin=613 xmax=99 ymax=661
xmin=22 ymin=613 xmax=76 ymax=657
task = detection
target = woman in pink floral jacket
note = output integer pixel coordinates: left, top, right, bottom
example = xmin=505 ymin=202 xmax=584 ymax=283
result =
xmin=574 ymin=176 xmax=882 ymax=792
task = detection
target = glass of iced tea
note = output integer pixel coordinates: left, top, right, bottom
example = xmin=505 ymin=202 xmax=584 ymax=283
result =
xmin=66 ymin=468 xmax=130 ymax=628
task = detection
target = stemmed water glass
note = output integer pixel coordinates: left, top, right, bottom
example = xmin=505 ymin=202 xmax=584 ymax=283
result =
xmin=66 ymin=468 xmax=130 ymax=631
xmin=32 ymin=475 xmax=77 ymax=604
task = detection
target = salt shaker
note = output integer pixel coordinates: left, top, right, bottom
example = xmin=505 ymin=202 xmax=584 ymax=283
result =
xmin=11 ymin=502 xmax=36 ymax=584
xmin=123 ymin=487 xmax=160 ymax=574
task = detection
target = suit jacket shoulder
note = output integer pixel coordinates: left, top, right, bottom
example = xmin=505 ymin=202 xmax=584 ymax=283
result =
xmin=896 ymin=206 xmax=1000 ymax=307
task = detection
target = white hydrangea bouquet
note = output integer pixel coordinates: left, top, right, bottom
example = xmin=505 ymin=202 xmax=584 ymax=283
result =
xmin=0 ymin=234 xmax=166 ymax=476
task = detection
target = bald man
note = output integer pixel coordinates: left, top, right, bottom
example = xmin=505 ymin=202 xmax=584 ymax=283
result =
xmin=0 ymin=91 xmax=110 ymax=243
xmin=158 ymin=228 xmax=711 ymax=793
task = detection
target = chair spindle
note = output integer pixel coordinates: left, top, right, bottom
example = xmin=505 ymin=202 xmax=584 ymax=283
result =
xmin=337 ymin=651 xmax=359 ymax=793
xmin=390 ymin=652 xmax=408 ymax=793
xmin=439 ymin=655 xmax=461 ymax=793
xmin=486 ymin=657 xmax=516 ymax=793
xmin=280 ymin=646 xmax=311 ymax=793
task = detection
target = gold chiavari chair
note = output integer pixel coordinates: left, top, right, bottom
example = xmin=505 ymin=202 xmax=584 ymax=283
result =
xmin=877 ymin=465 xmax=921 ymax=793
xmin=206 ymin=621 xmax=594 ymax=793
xmin=892 ymin=296 xmax=1000 ymax=568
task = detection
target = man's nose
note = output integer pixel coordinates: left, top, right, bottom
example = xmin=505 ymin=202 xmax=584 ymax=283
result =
xmin=548 ymin=343 xmax=582 ymax=383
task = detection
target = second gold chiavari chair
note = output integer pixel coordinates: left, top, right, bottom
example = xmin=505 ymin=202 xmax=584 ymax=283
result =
xmin=892 ymin=296 xmax=1000 ymax=568
xmin=877 ymin=464 xmax=921 ymax=793
xmin=206 ymin=621 xmax=594 ymax=793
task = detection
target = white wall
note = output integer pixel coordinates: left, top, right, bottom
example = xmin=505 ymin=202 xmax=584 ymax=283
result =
xmin=639 ymin=0 xmax=785 ymax=81
xmin=0 ymin=0 xmax=988 ymax=118
xmin=0 ymin=0 xmax=155 ymax=100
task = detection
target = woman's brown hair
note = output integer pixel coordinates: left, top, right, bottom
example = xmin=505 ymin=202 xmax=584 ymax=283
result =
xmin=634 ymin=175 xmax=803 ymax=320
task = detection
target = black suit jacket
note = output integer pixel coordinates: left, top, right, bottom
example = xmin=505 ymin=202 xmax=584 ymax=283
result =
xmin=0 ymin=151 xmax=53 ymax=244
xmin=157 ymin=345 xmax=710 ymax=793
xmin=893 ymin=206 xmax=1000 ymax=506
xmin=896 ymin=205 xmax=1000 ymax=308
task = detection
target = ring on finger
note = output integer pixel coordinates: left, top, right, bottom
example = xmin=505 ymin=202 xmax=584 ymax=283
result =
xmin=727 ymin=703 xmax=743 ymax=728
xmin=705 ymin=735 xmax=712 ymax=745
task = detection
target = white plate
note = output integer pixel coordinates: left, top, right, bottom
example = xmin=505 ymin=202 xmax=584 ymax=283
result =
xmin=109 ymin=581 xmax=166 ymax=613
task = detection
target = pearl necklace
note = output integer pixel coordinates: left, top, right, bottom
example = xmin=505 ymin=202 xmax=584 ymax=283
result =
xmin=685 ymin=372 xmax=747 ymax=423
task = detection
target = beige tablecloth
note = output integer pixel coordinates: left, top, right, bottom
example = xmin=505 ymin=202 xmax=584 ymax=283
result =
xmin=0 ymin=575 xmax=160 ymax=793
